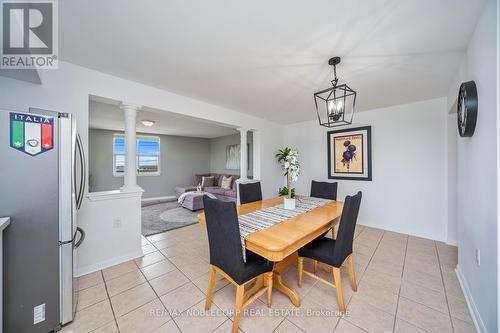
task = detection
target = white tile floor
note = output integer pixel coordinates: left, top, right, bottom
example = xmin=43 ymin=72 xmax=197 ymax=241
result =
xmin=62 ymin=224 xmax=476 ymax=333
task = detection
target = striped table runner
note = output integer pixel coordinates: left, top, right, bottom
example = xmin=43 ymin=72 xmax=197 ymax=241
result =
xmin=238 ymin=196 xmax=332 ymax=261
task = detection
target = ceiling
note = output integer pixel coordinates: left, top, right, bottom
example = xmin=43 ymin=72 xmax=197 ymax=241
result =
xmin=89 ymin=99 xmax=237 ymax=138
xmin=61 ymin=0 xmax=486 ymax=124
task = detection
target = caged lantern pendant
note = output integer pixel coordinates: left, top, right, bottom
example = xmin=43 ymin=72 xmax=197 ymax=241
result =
xmin=314 ymin=57 xmax=356 ymax=127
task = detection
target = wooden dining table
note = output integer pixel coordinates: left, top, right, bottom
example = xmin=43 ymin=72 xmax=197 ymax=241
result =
xmin=197 ymin=196 xmax=343 ymax=307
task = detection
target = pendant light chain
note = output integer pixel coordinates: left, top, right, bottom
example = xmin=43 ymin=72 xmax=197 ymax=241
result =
xmin=331 ymin=63 xmax=338 ymax=87
xmin=313 ymin=56 xmax=357 ymax=127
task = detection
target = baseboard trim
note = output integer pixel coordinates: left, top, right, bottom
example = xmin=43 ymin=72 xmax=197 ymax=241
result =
xmin=141 ymin=195 xmax=176 ymax=203
xmin=455 ymin=265 xmax=486 ymax=333
xmin=446 ymin=239 xmax=458 ymax=246
xmin=76 ymin=249 xmax=143 ymax=277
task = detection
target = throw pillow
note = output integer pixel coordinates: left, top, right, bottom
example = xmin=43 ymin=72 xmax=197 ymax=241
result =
xmin=201 ymin=176 xmax=214 ymax=187
xmin=221 ymin=176 xmax=232 ymax=190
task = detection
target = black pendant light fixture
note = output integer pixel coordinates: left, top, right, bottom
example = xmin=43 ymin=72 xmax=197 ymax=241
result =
xmin=314 ymin=57 xmax=356 ymax=127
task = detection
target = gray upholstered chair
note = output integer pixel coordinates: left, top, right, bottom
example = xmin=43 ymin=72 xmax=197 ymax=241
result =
xmin=310 ymin=180 xmax=338 ymax=200
xmin=203 ymin=195 xmax=273 ymax=333
xmin=239 ymin=181 xmax=262 ymax=204
xmin=297 ymin=191 xmax=362 ymax=312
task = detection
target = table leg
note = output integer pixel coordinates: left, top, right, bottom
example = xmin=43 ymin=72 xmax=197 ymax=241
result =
xmin=272 ymin=252 xmax=301 ymax=307
xmin=272 ymin=271 xmax=300 ymax=307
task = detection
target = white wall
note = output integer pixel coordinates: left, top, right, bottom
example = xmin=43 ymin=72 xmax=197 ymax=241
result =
xmin=497 ymin=1 xmax=500 ymax=332
xmin=446 ymin=1 xmax=497 ymax=331
xmin=284 ymin=98 xmax=448 ymax=241
xmin=77 ymin=191 xmax=143 ymax=276
xmin=209 ymin=132 xmax=253 ymax=177
xmin=446 ymin=113 xmax=458 ymax=246
xmin=0 ymin=61 xmax=284 ymax=274
xmin=498 ymin=1 xmax=500 ymax=329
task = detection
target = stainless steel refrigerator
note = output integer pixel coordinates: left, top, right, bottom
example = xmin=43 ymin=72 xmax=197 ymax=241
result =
xmin=0 ymin=108 xmax=86 ymax=332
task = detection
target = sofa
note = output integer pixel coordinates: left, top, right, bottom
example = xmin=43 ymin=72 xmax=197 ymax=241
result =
xmin=175 ymin=173 xmax=239 ymax=203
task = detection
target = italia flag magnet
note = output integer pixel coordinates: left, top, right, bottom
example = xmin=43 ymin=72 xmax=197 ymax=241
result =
xmin=10 ymin=112 xmax=54 ymax=156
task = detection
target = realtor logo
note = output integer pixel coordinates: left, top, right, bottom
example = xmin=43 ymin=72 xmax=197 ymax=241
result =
xmin=10 ymin=112 xmax=54 ymax=156
xmin=1 ymin=0 xmax=58 ymax=69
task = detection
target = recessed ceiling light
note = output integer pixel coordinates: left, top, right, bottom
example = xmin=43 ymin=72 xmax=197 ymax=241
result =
xmin=141 ymin=120 xmax=155 ymax=127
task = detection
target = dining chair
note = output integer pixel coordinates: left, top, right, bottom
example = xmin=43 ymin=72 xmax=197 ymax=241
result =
xmin=239 ymin=181 xmax=262 ymax=204
xmin=297 ymin=191 xmax=362 ymax=312
xmin=310 ymin=180 xmax=338 ymax=200
xmin=202 ymin=195 xmax=273 ymax=333
xmin=310 ymin=180 xmax=339 ymax=239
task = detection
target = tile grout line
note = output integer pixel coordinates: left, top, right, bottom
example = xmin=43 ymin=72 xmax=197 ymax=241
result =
xmin=395 ymin=296 xmax=448 ymax=333
xmin=334 ymin=317 xmax=370 ymax=333
xmin=341 ymin=228 xmax=388 ymax=333
xmin=132 ymin=255 xmax=186 ymax=332
xmin=176 ymin=292 xmax=227 ymax=332
xmin=161 ymin=236 xmax=236 ymax=323
xmin=268 ymin=317 xmax=288 ymax=333
xmin=73 ymin=285 xmax=108 ymax=313
xmin=108 ymin=278 xmax=158 ymax=322
xmin=397 ymin=292 xmax=453 ymax=317
xmin=103 ymin=266 xmax=149 ymax=294
xmin=151 ymin=240 xmax=234 ymax=330
xmin=210 ymin=318 xmax=231 ymax=333
xmin=396 ymin=317 xmax=434 ymax=333
xmin=99 ymin=269 xmax=121 ymax=333
xmin=391 ymin=233 xmax=409 ymax=333
xmin=435 ymin=241 xmax=456 ymax=333
xmin=392 ymin=238 xmax=447 ymax=333
xmin=274 ymin=318 xmax=306 ymax=333
xmin=98 ymin=252 xmax=189 ymax=331
xmin=345 ymin=228 xmax=384 ymax=308
xmin=165 ymin=256 xmax=214 ymax=296
xmin=75 ymin=281 xmax=103 ymax=293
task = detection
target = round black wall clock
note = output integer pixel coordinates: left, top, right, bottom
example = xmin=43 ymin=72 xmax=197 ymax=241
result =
xmin=457 ymin=80 xmax=478 ymax=137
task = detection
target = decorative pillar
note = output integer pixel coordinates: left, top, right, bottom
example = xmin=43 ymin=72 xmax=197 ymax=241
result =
xmin=237 ymin=128 xmax=248 ymax=180
xmin=252 ymin=130 xmax=261 ymax=181
xmin=120 ymin=103 xmax=142 ymax=192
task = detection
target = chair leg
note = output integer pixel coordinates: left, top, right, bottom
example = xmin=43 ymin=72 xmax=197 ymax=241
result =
xmin=297 ymin=257 xmax=304 ymax=288
xmin=232 ymin=285 xmax=245 ymax=333
xmin=332 ymin=267 xmax=345 ymax=312
xmin=205 ymin=265 xmax=216 ymax=310
xmin=346 ymin=255 xmax=357 ymax=291
xmin=266 ymin=272 xmax=273 ymax=307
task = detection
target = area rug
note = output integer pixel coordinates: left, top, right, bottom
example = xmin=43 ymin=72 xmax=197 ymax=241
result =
xmin=142 ymin=200 xmax=201 ymax=236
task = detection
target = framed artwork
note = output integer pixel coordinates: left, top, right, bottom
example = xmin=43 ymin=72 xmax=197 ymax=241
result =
xmin=225 ymin=144 xmax=251 ymax=170
xmin=327 ymin=126 xmax=372 ymax=181
xmin=226 ymin=144 xmax=240 ymax=170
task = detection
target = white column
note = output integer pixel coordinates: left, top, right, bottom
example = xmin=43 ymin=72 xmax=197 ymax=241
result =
xmin=120 ymin=103 xmax=142 ymax=192
xmin=252 ymin=130 xmax=261 ymax=181
xmin=237 ymin=128 xmax=248 ymax=180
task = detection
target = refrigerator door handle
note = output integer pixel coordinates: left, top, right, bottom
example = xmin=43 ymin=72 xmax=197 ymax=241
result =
xmin=75 ymin=134 xmax=86 ymax=209
xmin=73 ymin=227 xmax=85 ymax=248
xmin=73 ymin=135 xmax=80 ymax=207
xmin=75 ymin=134 xmax=82 ymax=208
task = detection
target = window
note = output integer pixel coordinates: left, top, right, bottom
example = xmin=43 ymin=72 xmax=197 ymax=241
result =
xmin=113 ymin=136 xmax=125 ymax=175
xmin=113 ymin=135 xmax=160 ymax=176
xmin=137 ymin=136 xmax=160 ymax=175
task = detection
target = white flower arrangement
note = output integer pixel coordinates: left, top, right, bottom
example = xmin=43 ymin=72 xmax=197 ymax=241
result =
xmin=276 ymin=147 xmax=301 ymax=198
